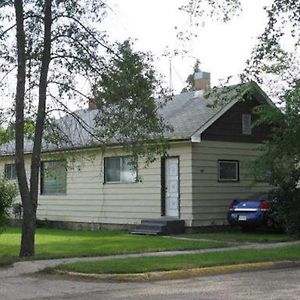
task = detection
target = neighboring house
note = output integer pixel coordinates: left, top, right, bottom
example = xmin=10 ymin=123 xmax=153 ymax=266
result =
xmin=0 ymin=75 xmax=273 ymax=230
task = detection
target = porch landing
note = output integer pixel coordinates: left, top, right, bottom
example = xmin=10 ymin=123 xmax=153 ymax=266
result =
xmin=130 ymin=217 xmax=185 ymax=235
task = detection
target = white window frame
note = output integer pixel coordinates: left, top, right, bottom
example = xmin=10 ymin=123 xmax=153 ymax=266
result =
xmin=218 ymin=160 xmax=239 ymax=182
xmin=242 ymin=114 xmax=252 ymax=135
xmin=104 ymin=156 xmax=137 ymax=184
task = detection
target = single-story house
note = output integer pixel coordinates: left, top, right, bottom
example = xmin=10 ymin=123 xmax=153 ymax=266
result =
xmin=0 ymin=75 xmax=273 ymax=230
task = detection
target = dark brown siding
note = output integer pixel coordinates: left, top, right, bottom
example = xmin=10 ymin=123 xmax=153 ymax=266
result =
xmin=201 ymin=97 xmax=271 ymax=143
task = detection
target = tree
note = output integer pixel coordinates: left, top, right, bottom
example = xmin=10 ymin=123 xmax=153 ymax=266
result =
xmin=252 ymin=85 xmax=300 ymax=235
xmin=181 ymin=59 xmax=201 ymax=93
xmin=92 ymin=40 xmax=171 ymax=165
xmin=180 ymin=0 xmax=300 ymax=234
xmin=0 ymin=1 xmax=170 ymax=257
xmin=178 ymin=1 xmax=299 ymax=88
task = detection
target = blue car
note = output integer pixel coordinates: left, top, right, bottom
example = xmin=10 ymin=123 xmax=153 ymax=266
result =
xmin=227 ymin=194 xmax=273 ymax=230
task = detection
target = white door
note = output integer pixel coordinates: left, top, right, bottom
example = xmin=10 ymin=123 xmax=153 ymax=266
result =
xmin=165 ymin=157 xmax=179 ymax=217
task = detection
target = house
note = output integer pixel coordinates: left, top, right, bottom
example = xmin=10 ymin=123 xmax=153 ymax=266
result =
xmin=0 ymin=73 xmax=273 ymax=231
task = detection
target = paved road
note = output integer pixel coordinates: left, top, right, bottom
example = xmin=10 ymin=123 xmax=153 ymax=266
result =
xmin=1 ymin=267 xmax=300 ymax=300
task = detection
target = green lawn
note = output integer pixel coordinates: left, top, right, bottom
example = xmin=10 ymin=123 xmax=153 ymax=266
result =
xmin=179 ymin=232 xmax=292 ymax=243
xmin=0 ymin=227 xmax=226 ymax=265
xmin=55 ymin=244 xmax=300 ymax=274
xmin=0 ymin=256 xmax=16 ymax=268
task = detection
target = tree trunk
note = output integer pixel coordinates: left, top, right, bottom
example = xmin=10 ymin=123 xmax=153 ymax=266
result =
xmin=14 ymin=0 xmax=35 ymax=257
xmin=17 ymin=0 xmax=53 ymax=257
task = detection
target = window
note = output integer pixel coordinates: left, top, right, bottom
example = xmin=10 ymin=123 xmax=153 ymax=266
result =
xmin=4 ymin=164 xmax=16 ymax=180
xmin=218 ymin=160 xmax=239 ymax=182
xmin=41 ymin=160 xmax=67 ymax=195
xmin=104 ymin=156 xmax=137 ymax=183
xmin=242 ymin=114 xmax=252 ymax=135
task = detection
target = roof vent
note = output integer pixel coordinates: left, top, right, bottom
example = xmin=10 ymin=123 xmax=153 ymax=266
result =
xmin=193 ymin=71 xmax=210 ymax=92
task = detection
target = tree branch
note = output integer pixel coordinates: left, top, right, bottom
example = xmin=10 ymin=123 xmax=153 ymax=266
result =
xmin=51 ymin=35 xmax=105 ymax=67
xmin=48 ymin=80 xmax=92 ymax=100
xmin=48 ymin=93 xmax=104 ymax=144
xmin=0 ymin=23 xmax=16 ymax=39
xmin=50 ymin=54 xmax=104 ymax=75
xmin=52 ymin=14 xmax=116 ymax=56
xmin=30 ymin=0 xmax=52 ymax=214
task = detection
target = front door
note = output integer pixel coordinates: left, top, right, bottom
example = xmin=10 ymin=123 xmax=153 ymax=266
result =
xmin=165 ymin=157 xmax=179 ymax=217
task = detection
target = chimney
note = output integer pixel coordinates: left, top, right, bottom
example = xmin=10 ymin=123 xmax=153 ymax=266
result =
xmin=193 ymin=71 xmax=210 ymax=91
xmin=88 ymin=99 xmax=97 ymax=110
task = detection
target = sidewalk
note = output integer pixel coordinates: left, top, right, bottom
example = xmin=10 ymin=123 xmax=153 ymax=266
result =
xmin=1 ymin=239 xmax=300 ymax=279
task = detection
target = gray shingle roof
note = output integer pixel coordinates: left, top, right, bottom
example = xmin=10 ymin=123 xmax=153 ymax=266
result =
xmin=161 ymin=90 xmax=223 ymax=139
xmin=0 ymin=82 xmax=267 ymax=156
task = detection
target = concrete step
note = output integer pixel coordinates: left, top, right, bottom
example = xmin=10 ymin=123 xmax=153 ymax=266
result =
xmin=141 ymin=218 xmax=181 ymax=225
xmin=134 ymin=223 xmax=166 ymax=230
xmin=130 ymin=229 xmax=161 ymax=235
xmin=131 ymin=218 xmax=185 ymax=235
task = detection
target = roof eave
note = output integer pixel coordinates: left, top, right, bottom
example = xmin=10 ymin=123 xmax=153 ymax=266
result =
xmin=0 ymin=137 xmax=192 ymax=158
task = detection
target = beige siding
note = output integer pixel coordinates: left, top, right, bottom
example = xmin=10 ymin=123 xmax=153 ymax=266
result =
xmin=0 ymin=142 xmax=193 ymax=226
xmin=192 ymin=140 xmax=270 ymax=226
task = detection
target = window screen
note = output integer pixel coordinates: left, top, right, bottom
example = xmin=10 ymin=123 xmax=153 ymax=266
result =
xmin=41 ymin=161 xmax=67 ymax=194
xmin=4 ymin=164 xmax=16 ymax=180
xmin=242 ymin=114 xmax=252 ymax=135
xmin=218 ymin=160 xmax=239 ymax=182
xmin=105 ymin=157 xmax=137 ymax=183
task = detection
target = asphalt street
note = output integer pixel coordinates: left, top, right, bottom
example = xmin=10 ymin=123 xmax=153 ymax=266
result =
xmin=1 ymin=267 xmax=300 ymax=300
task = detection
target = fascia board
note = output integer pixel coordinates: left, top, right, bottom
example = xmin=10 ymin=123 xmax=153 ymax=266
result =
xmin=191 ymin=98 xmax=239 ymax=141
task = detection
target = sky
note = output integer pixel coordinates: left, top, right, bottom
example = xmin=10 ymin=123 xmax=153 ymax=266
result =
xmin=0 ymin=0 xmax=273 ymax=111
xmin=101 ymin=0 xmax=273 ymax=93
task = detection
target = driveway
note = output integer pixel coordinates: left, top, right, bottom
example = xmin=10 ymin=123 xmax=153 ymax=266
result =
xmin=1 ymin=267 xmax=300 ymax=300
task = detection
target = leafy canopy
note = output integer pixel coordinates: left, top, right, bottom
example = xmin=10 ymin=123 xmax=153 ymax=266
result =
xmin=93 ymin=40 xmax=171 ymax=164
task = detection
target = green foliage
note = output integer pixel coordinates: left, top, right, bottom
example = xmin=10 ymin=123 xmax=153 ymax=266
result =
xmin=181 ymin=59 xmax=201 ymax=93
xmin=177 ymin=0 xmax=241 ymax=42
xmin=0 ymin=0 xmax=110 ymax=142
xmin=0 ymin=119 xmax=36 ymax=145
xmin=0 ymin=177 xmax=17 ymax=230
xmin=0 ymin=127 xmax=13 ymax=145
xmin=270 ymin=186 xmax=300 ymax=237
xmin=0 ymin=3 xmax=170 ymax=161
xmin=92 ymin=40 xmax=171 ymax=165
xmin=252 ymin=85 xmax=300 ymax=235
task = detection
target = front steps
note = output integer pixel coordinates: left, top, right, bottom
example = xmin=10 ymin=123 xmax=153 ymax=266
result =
xmin=131 ymin=217 xmax=185 ymax=235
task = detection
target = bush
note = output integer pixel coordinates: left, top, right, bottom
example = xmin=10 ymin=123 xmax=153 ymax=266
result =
xmin=0 ymin=177 xmax=18 ymax=230
xmin=270 ymin=185 xmax=300 ymax=237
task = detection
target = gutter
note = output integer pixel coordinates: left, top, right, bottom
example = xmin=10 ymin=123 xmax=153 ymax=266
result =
xmin=0 ymin=138 xmax=192 ymax=158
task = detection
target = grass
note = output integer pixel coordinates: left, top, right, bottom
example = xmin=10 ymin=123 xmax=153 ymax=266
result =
xmin=0 ymin=227 xmax=226 ymax=265
xmin=179 ymin=231 xmax=293 ymax=243
xmin=0 ymin=256 xmax=17 ymax=268
xmin=55 ymin=244 xmax=300 ymax=274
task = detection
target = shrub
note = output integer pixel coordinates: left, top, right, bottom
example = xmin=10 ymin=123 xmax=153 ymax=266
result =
xmin=270 ymin=183 xmax=300 ymax=237
xmin=0 ymin=177 xmax=18 ymax=230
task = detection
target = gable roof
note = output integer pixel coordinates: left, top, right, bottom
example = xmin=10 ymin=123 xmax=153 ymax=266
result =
xmin=0 ymin=81 xmax=273 ymax=156
xmin=161 ymin=81 xmax=273 ymax=141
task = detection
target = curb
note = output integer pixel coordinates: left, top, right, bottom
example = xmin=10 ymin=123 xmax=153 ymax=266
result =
xmin=55 ymin=260 xmax=300 ymax=282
